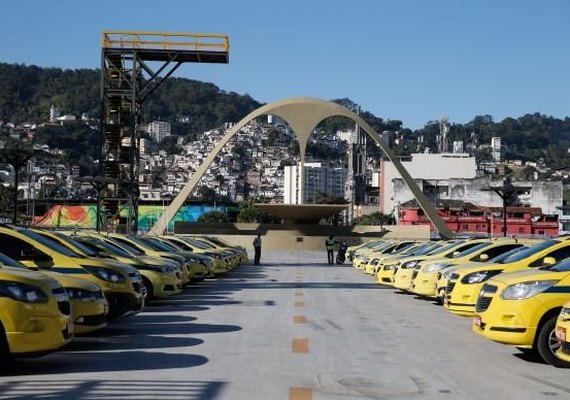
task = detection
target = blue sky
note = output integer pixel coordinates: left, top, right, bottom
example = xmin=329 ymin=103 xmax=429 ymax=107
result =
xmin=2 ymin=0 xmax=569 ymax=129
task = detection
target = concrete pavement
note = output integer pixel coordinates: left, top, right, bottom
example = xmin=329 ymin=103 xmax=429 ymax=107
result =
xmin=1 ymin=250 xmax=570 ymax=399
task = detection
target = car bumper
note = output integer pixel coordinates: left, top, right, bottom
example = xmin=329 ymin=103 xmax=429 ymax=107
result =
xmin=472 ymin=298 xmax=546 ymax=346
xmin=105 ymin=291 xmax=144 ymax=320
xmin=7 ymin=315 xmax=73 ymax=355
xmin=410 ymin=273 xmax=438 ymax=297
xmin=72 ymin=298 xmax=108 ymax=334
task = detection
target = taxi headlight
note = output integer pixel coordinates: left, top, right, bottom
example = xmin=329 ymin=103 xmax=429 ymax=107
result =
xmin=423 ymin=263 xmax=451 ymax=273
xmin=401 ymin=260 xmax=418 ymax=269
xmin=442 ymin=269 xmax=456 ymax=279
xmin=83 ymin=266 xmax=126 ymax=283
xmin=0 ymin=280 xmax=48 ymax=303
xmin=461 ymin=270 xmax=500 ymax=284
xmin=66 ymin=287 xmax=100 ymax=302
xmin=500 ymin=280 xmax=558 ymax=300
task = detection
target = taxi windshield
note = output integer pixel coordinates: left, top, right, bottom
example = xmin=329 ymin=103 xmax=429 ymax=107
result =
xmin=0 ymin=251 xmax=27 ymax=269
xmin=500 ymin=240 xmax=559 ymax=263
xmin=548 ymin=258 xmax=570 ymax=272
xmin=490 ymin=246 xmax=528 ymax=263
xmin=20 ymin=230 xmax=83 ymax=258
xmin=451 ymin=242 xmax=493 ymax=259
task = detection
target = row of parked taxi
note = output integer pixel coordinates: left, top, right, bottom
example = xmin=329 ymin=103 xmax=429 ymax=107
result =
xmin=0 ymin=225 xmax=247 ymax=370
xmin=349 ymin=235 xmax=570 ymax=367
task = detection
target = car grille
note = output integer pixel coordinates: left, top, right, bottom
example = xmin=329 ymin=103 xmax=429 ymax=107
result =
xmin=132 ymin=281 xmax=143 ymax=294
xmin=52 ymin=287 xmax=71 ymax=315
xmin=446 ymin=281 xmax=456 ymax=294
xmin=475 ymin=284 xmax=498 ymax=313
xmin=57 ymin=300 xmax=71 ymax=316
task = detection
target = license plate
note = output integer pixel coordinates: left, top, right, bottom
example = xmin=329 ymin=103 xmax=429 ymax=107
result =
xmin=474 ymin=316 xmax=482 ymax=327
xmin=67 ymin=320 xmax=74 ymax=334
xmin=556 ymin=327 xmax=566 ymax=342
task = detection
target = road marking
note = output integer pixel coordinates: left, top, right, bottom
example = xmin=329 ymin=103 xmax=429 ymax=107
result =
xmin=294 ymin=315 xmax=307 ymax=324
xmin=294 ymin=301 xmax=305 ymax=307
xmin=292 ymin=338 xmax=309 ymax=353
xmin=295 ymin=292 xmax=303 ymax=296
xmin=289 ymin=387 xmax=313 ymax=400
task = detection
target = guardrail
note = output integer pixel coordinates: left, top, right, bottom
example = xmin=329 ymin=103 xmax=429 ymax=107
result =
xmin=102 ymin=31 xmax=229 ymax=52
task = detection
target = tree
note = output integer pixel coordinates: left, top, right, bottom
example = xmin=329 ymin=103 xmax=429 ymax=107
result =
xmin=197 ymin=210 xmax=230 ymax=223
xmin=236 ymin=199 xmax=280 ymax=223
xmin=0 ymin=139 xmax=50 ymax=223
xmin=353 ymin=212 xmax=395 ymax=226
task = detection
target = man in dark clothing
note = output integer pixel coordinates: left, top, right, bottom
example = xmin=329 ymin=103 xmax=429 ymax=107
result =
xmin=325 ymin=235 xmax=336 ymax=264
xmin=253 ymin=234 xmax=262 ymax=265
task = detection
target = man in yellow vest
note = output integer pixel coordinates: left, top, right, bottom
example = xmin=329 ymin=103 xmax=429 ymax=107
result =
xmin=325 ymin=235 xmax=336 ymax=265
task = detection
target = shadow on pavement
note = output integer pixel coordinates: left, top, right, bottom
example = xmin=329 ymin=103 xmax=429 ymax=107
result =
xmin=4 ymin=351 xmax=209 ymax=376
xmin=0 ymin=379 xmax=225 ymax=399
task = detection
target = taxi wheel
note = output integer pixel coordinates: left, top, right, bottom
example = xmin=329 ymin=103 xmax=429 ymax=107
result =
xmin=0 ymin=323 xmax=10 ymax=371
xmin=142 ymin=277 xmax=155 ymax=301
xmin=536 ymin=316 xmax=570 ymax=367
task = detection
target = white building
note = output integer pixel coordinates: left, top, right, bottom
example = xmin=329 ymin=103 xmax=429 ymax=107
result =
xmin=379 ymin=153 xmax=477 ymax=214
xmin=491 ymin=136 xmax=502 ymax=161
xmin=147 ymin=121 xmax=171 ymax=142
xmin=284 ymin=162 xmax=347 ymax=204
xmin=453 ymin=141 xmax=464 ymax=154
xmin=336 ymin=129 xmax=358 ymax=144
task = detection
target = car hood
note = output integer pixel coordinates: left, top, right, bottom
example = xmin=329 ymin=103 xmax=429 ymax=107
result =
xmin=490 ymin=268 xmax=567 ymax=285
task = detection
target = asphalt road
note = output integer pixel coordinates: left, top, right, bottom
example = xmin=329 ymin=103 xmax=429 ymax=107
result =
xmin=1 ymin=251 xmax=570 ymax=400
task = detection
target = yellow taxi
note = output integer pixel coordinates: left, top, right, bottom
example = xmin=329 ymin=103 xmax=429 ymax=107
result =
xmin=0 ymin=250 xmax=108 ymax=335
xmin=175 ymin=236 xmax=233 ymax=274
xmin=0 ymin=226 xmax=144 ymax=320
xmin=445 ymin=238 xmax=570 ymax=316
xmin=392 ymin=240 xmax=483 ymax=291
xmin=103 ymin=233 xmax=191 ymax=285
xmin=411 ymin=239 xmax=525 ymax=299
xmin=555 ymin=301 xmax=570 ymax=363
xmin=376 ymin=242 xmax=443 ymax=286
xmin=348 ymin=240 xmax=385 ymax=263
xmin=159 ymin=236 xmax=216 ymax=278
xmin=473 ymin=255 xmax=570 ymax=366
xmin=140 ymin=236 xmax=208 ymax=282
xmin=202 ymin=236 xmax=248 ymax=264
xmin=64 ymin=233 xmax=183 ymax=300
xmin=362 ymin=241 xmax=416 ymax=275
xmin=436 ymin=245 xmax=528 ymax=305
xmin=353 ymin=241 xmax=395 ymax=270
xmin=0 ymin=262 xmax=73 ymax=364
xmin=186 ymin=236 xmax=240 ymax=269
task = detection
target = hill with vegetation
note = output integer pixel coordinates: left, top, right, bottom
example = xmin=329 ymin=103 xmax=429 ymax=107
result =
xmin=0 ymin=62 xmax=569 ymax=171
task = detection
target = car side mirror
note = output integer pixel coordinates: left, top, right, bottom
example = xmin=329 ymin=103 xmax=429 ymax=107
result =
xmin=479 ymin=254 xmax=489 ymax=262
xmin=543 ymin=257 xmax=556 ymax=266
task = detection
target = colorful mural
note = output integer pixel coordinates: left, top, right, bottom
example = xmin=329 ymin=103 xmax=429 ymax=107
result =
xmin=33 ymin=204 xmax=227 ymax=231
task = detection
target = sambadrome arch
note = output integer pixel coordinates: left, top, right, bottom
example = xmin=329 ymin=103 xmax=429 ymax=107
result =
xmin=149 ymin=97 xmax=454 ymax=239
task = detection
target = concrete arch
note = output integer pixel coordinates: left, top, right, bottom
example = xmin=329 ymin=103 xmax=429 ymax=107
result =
xmin=149 ymin=97 xmax=453 ymax=239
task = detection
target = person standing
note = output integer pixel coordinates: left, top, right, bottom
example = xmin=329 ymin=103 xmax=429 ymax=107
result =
xmin=325 ymin=235 xmax=336 ymax=265
xmin=253 ymin=234 xmax=262 ymax=265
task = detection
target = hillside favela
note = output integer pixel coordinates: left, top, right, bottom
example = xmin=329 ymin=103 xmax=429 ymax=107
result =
xmin=1 ymin=3 xmax=570 ymax=400
xmin=1 ymin=62 xmax=568 ymax=234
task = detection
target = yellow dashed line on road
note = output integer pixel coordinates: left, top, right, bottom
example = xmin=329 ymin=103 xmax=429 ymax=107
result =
xmin=293 ymin=315 xmax=307 ymax=324
xmin=292 ymin=338 xmax=309 ymax=353
xmin=295 ymin=292 xmax=303 ymax=296
xmin=294 ymin=301 xmax=305 ymax=307
xmin=289 ymin=387 xmax=313 ymax=400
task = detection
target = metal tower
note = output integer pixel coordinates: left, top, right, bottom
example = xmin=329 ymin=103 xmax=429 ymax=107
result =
xmin=100 ymin=31 xmax=229 ymax=233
